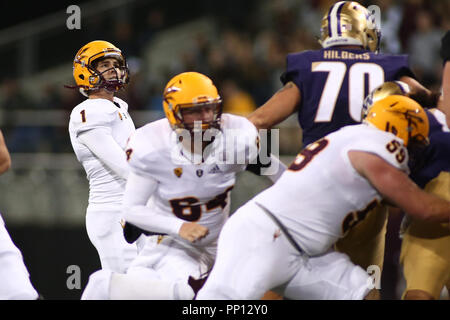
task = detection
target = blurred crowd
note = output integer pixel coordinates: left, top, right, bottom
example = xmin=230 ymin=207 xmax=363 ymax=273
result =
xmin=0 ymin=0 xmax=449 ymax=153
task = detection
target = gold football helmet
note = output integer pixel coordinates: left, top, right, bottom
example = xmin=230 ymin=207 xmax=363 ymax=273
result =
xmin=319 ymin=1 xmax=380 ymax=52
xmin=72 ymin=40 xmax=129 ymax=96
xmin=163 ymin=72 xmax=222 ymax=131
xmin=362 ymin=81 xmax=411 ymax=119
xmin=364 ymin=95 xmax=429 ymax=147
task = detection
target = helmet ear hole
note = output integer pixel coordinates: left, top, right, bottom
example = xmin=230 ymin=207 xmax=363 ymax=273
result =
xmin=79 ymin=74 xmax=84 ymax=80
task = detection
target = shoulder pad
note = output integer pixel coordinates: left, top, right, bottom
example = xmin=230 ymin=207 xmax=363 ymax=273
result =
xmin=70 ymin=99 xmax=118 ymax=136
xmin=126 ymin=121 xmax=169 ymax=175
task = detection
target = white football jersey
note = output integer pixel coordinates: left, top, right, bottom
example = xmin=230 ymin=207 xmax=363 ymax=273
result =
xmin=126 ymin=114 xmax=259 ymax=246
xmin=69 ymin=97 xmax=135 ymax=204
xmin=253 ymin=124 xmax=409 ymax=256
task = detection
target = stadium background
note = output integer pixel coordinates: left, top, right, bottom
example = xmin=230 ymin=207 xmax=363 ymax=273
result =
xmin=0 ymin=0 xmax=448 ymax=299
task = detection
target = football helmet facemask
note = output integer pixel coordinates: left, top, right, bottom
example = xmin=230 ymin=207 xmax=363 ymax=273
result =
xmin=163 ymin=72 xmax=222 ymax=132
xmin=319 ymin=1 xmax=380 ymax=53
xmin=364 ymin=95 xmax=429 ymax=148
xmin=72 ymin=40 xmax=129 ymax=96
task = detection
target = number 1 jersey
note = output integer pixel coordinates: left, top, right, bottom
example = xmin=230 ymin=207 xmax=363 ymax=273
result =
xmin=68 ymin=97 xmax=136 ymax=204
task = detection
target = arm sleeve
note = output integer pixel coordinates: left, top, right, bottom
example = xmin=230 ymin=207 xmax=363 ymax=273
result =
xmin=78 ymin=128 xmax=129 ymax=180
xmin=122 ymin=171 xmax=184 ymax=236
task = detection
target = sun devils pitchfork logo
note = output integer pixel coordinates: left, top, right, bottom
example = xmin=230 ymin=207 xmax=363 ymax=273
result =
xmin=174 ymin=167 xmax=183 ymax=178
xmin=163 ymin=85 xmax=181 ymax=109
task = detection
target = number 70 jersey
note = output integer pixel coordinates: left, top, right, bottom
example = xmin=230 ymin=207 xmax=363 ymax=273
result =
xmin=281 ymin=48 xmax=414 ymax=147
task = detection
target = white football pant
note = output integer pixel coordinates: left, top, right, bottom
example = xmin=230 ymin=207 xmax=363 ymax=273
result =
xmin=85 ymin=205 xmax=139 ymax=273
xmin=0 ymin=214 xmax=38 ymax=300
xmin=197 ymin=201 xmax=371 ymax=300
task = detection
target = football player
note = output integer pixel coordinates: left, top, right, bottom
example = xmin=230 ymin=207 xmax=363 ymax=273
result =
xmin=441 ymin=30 xmax=450 ymax=124
xmin=400 ymin=107 xmax=450 ymax=299
xmin=397 ymin=31 xmax=450 ymax=300
xmin=197 ymin=95 xmax=450 ymax=300
xmin=247 ymin=1 xmax=438 ymax=280
xmin=68 ymin=40 xmax=140 ymax=273
xmin=361 ymin=81 xmax=450 ymax=300
xmin=0 ymin=130 xmax=39 ymax=299
xmin=81 ymin=72 xmax=286 ymax=299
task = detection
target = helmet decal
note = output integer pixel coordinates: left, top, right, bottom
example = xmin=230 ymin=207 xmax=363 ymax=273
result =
xmin=66 ymin=40 xmax=129 ymax=96
xmin=162 ymin=72 xmax=222 ymax=132
xmin=364 ymin=95 xmax=429 ymax=147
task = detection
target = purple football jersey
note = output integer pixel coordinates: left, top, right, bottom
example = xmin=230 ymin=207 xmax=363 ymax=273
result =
xmin=281 ymin=48 xmax=414 ymax=147
xmin=410 ymin=110 xmax=450 ymax=188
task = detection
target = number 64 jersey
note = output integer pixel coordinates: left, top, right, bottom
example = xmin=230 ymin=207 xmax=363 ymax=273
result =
xmin=253 ymin=123 xmax=410 ymax=256
xmin=125 ymin=113 xmax=259 ymax=247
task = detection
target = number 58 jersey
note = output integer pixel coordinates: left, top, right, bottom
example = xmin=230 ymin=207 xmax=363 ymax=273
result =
xmin=126 ymin=113 xmax=259 ymax=246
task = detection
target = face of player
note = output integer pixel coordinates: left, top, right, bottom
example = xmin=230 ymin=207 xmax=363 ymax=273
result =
xmin=180 ymin=105 xmax=215 ymax=128
xmin=95 ymin=58 xmax=123 ymax=81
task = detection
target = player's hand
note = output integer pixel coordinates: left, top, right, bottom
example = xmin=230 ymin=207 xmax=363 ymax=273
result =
xmin=179 ymin=222 xmax=209 ymax=243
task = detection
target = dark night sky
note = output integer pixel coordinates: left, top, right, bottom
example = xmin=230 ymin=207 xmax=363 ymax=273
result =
xmin=0 ymin=1 xmax=95 ymax=29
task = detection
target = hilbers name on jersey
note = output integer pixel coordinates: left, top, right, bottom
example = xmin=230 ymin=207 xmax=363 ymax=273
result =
xmin=323 ymin=50 xmax=370 ymax=60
